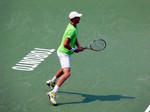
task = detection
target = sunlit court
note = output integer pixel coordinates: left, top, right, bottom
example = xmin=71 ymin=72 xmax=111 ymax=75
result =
xmin=0 ymin=0 xmax=150 ymax=112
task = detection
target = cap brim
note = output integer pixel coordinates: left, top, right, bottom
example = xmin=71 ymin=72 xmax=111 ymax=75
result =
xmin=77 ymin=14 xmax=82 ymax=17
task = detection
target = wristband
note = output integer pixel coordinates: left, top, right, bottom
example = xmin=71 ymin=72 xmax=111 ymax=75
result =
xmin=70 ymin=48 xmax=75 ymax=52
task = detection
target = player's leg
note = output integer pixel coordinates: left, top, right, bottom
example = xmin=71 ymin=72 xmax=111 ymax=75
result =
xmin=46 ymin=51 xmax=66 ymax=89
xmin=48 ymin=67 xmax=70 ymax=106
xmin=55 ymin=67 xmax=70 ymax=87
xmin=46 ymin=68 xmax=63 ymax=90
xmin=47 ymin=51 xmax=71 ymax=105
xmin=55 ymin=68 xmax=64 ymax=78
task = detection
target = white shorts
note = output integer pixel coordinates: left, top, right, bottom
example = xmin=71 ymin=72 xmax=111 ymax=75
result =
xmin=57 ymin=50 xmax=71 ymax=68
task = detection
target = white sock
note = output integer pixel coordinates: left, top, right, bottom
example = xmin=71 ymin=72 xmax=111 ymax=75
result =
xmin=52 ymin=85 xmax=59 ymax=93
xmin=51 ymin=76 xmax=57 ymax=83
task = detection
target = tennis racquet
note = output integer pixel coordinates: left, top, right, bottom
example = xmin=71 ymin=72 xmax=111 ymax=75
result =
xmin=84 ymin=39 xmax=106 ymax=51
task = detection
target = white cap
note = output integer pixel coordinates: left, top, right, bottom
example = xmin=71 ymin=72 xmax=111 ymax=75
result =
xmin=69 ymin=11 xmax=82 ymax=19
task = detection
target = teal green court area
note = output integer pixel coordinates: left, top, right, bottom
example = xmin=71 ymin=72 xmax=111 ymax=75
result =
xmin=0 ymin=0 xmax=150 ymax=112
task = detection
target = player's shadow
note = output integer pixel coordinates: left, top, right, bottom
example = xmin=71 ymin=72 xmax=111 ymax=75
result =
xmin=58 ymin=91 xmax=135 ymax=105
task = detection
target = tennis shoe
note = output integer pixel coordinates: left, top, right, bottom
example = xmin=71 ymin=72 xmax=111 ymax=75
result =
xmin=46 ymin=80 xmax=56 ymax=90
xmin=47 ymin=91 xmax=57 ymax=106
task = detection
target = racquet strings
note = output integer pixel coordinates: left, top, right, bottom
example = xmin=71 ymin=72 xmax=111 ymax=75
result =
xmin=90 ymin=39 xmax=106 ymax=51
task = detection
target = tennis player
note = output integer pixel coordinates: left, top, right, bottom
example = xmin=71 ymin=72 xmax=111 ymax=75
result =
xmin=46 ymin=11 xmax=84 ymax=106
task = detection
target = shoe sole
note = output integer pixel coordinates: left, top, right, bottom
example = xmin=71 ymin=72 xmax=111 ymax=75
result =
xmin=47 ymin=93 xmax=57 ymax=106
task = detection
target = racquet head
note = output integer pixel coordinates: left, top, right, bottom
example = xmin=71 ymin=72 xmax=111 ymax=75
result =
xmin=85 ymin=39 xmax=106 ymax=51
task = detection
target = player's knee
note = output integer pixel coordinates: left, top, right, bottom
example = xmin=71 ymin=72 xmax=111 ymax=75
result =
xmin=65 ymin=72 xmax=70 ymax=78
xmin=63 ymin=68 xmax=70 ymax=77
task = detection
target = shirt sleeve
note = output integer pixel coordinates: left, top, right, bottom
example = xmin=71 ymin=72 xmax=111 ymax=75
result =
xmin=66 ymin=29 xmax=75 ymax=39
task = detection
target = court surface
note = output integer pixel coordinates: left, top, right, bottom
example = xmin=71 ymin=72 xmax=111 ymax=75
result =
xmin=0 ymin=0 xmax=150 ymax=112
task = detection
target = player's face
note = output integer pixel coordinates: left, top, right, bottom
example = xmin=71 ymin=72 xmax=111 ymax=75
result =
xmin=74 ymin=17 xmax=81 ymax=23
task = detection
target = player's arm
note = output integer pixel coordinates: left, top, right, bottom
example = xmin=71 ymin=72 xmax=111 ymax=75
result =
xmin=64 ymin=37 xmax=72 ymax=50
xmin=64 ymin=38 xmax=81 ymax=53
xmin=75 ymin=38 xmax=81 ymax=48
xmin=75 ymin=39 xmax=84 ymax=52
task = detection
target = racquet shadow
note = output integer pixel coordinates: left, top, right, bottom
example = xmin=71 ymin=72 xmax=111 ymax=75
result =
xmin=58 ymin=91 xmax=135 ymax=105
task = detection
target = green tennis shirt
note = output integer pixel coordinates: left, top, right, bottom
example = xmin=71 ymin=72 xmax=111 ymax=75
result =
xmin=58 ymin=23 xmax=78 ymax=55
